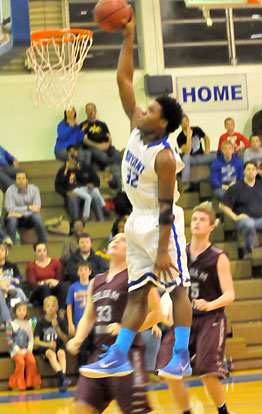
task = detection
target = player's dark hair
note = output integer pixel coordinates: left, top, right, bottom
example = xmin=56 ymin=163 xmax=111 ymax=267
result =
xmin=79 ymin=232 xmax=92 ymax=241
xmin=244 ymin=161 xmax=258 ymax=169
xmin=77 ymin=260 xmax=92 ymax=270
xmin=156 ymin=95 xmax=183 ymax=134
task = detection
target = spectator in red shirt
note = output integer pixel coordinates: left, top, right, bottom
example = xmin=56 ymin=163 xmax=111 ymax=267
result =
xmin=26 ymin=243 xmax=67 ymax=314
xmin=218 ymin=117 xmax=250 ymax=157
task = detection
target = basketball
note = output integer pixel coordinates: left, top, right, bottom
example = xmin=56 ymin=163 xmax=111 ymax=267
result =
xmin=94 ymin=0 xmax=131 ymax=33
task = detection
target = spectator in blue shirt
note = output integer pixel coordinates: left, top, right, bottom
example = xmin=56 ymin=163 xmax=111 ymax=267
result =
xmin=66 ymin=261 xmax=91 ymax=366
xmin=54 ymin=106 xmax=90 ymax=165
xmin=0 ymin=145 xmax=19 ymax=191
xmin=210 ymin=141 xmax=244 ymax=200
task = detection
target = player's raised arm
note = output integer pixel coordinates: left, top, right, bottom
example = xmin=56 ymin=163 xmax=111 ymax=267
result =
xmin=154 ymin=148 xmax=178 ymax=281
xmin=117 ymin=8 xmax=142 ymax=129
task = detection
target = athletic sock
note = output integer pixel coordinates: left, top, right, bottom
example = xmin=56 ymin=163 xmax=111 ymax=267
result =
xmin=173 ymin=326 xmax=190 ymax=353
xmin=113 ymin=328 xmax=136 ymax=356
xmin=57 ymin=370 xmax=65 ymax=384
xmin=218 ymin=402 xmax=228 ymax=414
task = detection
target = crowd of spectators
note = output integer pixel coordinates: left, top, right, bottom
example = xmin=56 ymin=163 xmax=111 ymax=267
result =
xmin=0 ymin=104 xmax=261 ymax=393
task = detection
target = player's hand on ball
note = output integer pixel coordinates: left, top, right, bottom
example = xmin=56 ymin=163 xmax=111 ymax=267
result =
xmin=154 ymin=251 xmax=179 ymax=283
xmin=193 ymin=299 xmax=210 ymax=311
xmin=66 ymin=338 xmax=82 ymax=355
xmin=122 ymin=6 xmax=135 ymax=36
xmin=152 ymin=325 xmax=162 ymax=339
xmin=107 ymin=322 xmax=121 ymax=336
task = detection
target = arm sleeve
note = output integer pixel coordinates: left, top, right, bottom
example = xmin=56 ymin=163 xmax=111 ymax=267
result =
xmin=66 ymin=285 xmax=74 ymax=305
xmin=34 ymin=320 xmax=43 ymax=339
xmin=66 ymin=257 xmax=79 ymax=283
xmin=27 ymin=321 xmax=34 ymax=351
xmin=55 ymin=168 xmax=68 ymax=197
xmin=6 ymin=322 xmax=20 ymax=355
xmin=83 ymin=167 xmax=100 ymax=187
xmin=195 ymin=127 xmax=205 ymax=138
xmin=32 ymin=186 xmax=41 ymax=207
xmin=4 ymin=149 xmax=15 ymax=164
xmin=5 ymin=188 xmax=28 ymax=214
xmin=218 ymin=135 xmax=225 ymax=151
xmin=221 ymin=185 xmax=237 ymax=209
xmin=210 ymin=161 xmax=222 ymax=189
xmin=26 ymin=262 xmax=38 ymax=290
xmin=239 ymin=134 xmax=251 ymax=148
xmin=57 ymin=121 xmax=74 ymax=142
xmin=52 ymin=258 xmax=63 ymax=282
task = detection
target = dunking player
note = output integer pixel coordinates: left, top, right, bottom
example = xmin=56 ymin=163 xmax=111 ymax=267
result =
xmin=67 ymin=233 xmax=162 ymax=413
xmin=80 ymin=8 xmax=192 ymax=379
xmin=157 ymin=205 xmax=235 ymax=414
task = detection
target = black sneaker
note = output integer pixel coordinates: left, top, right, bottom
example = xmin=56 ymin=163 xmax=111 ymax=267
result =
xmin=59 ymin=377 xmax=71 ymax=392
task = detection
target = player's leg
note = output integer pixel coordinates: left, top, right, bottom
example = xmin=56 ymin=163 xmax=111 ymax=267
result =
xmin=202 ymin=375 xmax=230 ymax=413
xmin=196 ymin=312 xmax=231 ymax=414
xmin=166 ymin=379 xmax=192 ymax=414
xmin=80 ymin=283 xmax=152 ymax=378
xmin=159 ymin=206 xmax=192 ymax=378
xmin=75 ymin=376 xmax=112 ymax=413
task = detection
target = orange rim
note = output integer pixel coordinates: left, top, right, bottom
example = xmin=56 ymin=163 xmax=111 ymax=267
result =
xmin=30 ymin=28 xmax=93 ymax=46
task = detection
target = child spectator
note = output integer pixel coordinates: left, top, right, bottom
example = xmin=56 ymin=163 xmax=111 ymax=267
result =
xmin=0 ymin=243 xmax=27 ymax=307
xmin=218 ymin=117 xmax=250 ymax=156
xmin=210 ymin=141 xmax=244 ymax=200
xmin=6 ymin=302 xmax=41 ymax=390
xmin=66 ymin=261 xmax=92 ymax=366
xmin=34 ymin=296 xmax=71 ymax=392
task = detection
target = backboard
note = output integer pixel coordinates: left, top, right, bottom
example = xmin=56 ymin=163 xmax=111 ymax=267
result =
xmin=185 ymin=0 xmax=262 ymax=7
xmin=0 ymin=0 xmax=30 ymax=65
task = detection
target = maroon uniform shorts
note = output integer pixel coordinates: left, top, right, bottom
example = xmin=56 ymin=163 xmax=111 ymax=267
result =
xmin=157 ymin=311 xmax=227 ymax=378
xmin=75 ymin=346 xmax=152 ymax=413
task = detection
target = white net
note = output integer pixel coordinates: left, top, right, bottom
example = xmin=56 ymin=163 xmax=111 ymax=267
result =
xmin=26 ymin=29 xmax=93 ymax=108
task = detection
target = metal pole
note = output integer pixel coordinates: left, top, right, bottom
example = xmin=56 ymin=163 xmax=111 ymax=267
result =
xmin=226 ymin=7 xmax=237 ymax=66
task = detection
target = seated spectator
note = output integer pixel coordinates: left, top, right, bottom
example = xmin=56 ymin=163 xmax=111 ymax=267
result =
xmin=60 ymin=219 xmax=85 ymax=266
xmin=54 ymin=106 xmax=90 ymax=164
xmin=66 ymin=261 xmax=92 ymax=366
xmin=218 ymin=117 xmax=250 ymax=157
xmin=252 ymin=109 xmax=262 ymax=138
xmin=55 ymin=146 xmax=106 ymax=222
xmin=0 ymin=288 xmax=11 ymax=329
xmin=243 ymin=135 xmax=262 ymax=166
xmin=0 ymin=225 xmax=13 ymax=246
xmin=34 ymin=296 xmax=71 ymax=392
xmin=177 ymin=114 xmax=216 ymax=191
xmin=66 ymin=233 xmax=108 ymax=283
xmin=219 ymin=161 xmax=262 ymax=257
xmin=0 ymin=145 xmax=19 ymax=191
xmin=6 ymin=302 xmax=41 ymax=390
xmin=211 ymin=141 xmax=244 ymax=201
xmin=0 ymin=243 xmax=27 ymax=306
xmin=5 ymin=171 xmax=47 ymax=244
xmin=26 ymin=242 xmax=67 ymax=314
xmin=80 ymin=102 xmax=121 ymax=169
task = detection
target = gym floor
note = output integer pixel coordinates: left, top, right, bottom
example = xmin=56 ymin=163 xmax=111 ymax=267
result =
xmin=0 ymin=370 xmax=261 ymax=413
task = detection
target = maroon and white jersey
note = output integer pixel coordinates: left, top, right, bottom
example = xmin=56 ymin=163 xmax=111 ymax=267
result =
xmin=186 ymin=243 xmax=225 ymax=316
xmin=92 ymin=269 xmax=140 ymax=351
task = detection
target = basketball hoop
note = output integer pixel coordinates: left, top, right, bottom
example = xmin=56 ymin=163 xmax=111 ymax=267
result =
xmin=26 ymin=28 xmax=93 ymax=108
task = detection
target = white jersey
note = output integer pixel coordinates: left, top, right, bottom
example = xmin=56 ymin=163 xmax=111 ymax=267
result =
xmin=121 ymin=128 xmax=184 ymax=210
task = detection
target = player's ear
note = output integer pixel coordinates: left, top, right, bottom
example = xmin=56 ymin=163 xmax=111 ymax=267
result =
xmin=160 ymin=118 xmax=168 ymax=131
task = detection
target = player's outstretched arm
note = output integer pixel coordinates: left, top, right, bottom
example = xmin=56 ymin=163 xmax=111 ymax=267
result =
xmin=154 ymin=148 xmax=178 ymax=282
xmin=66 ymin=280 xmax=96 ymax=354
xmin=117 ymin=8 xmax=142 ymax=129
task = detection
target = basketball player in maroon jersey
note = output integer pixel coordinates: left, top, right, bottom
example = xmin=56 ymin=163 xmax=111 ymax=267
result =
xmin=67 ymin=233 xmax=162 ymax=414
xmin=158 ymin=205 xmax=235 ymax=414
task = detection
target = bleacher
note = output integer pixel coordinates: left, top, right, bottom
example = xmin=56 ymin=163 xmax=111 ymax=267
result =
xmin=0 ymin=161 xmax=261 ymax=389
